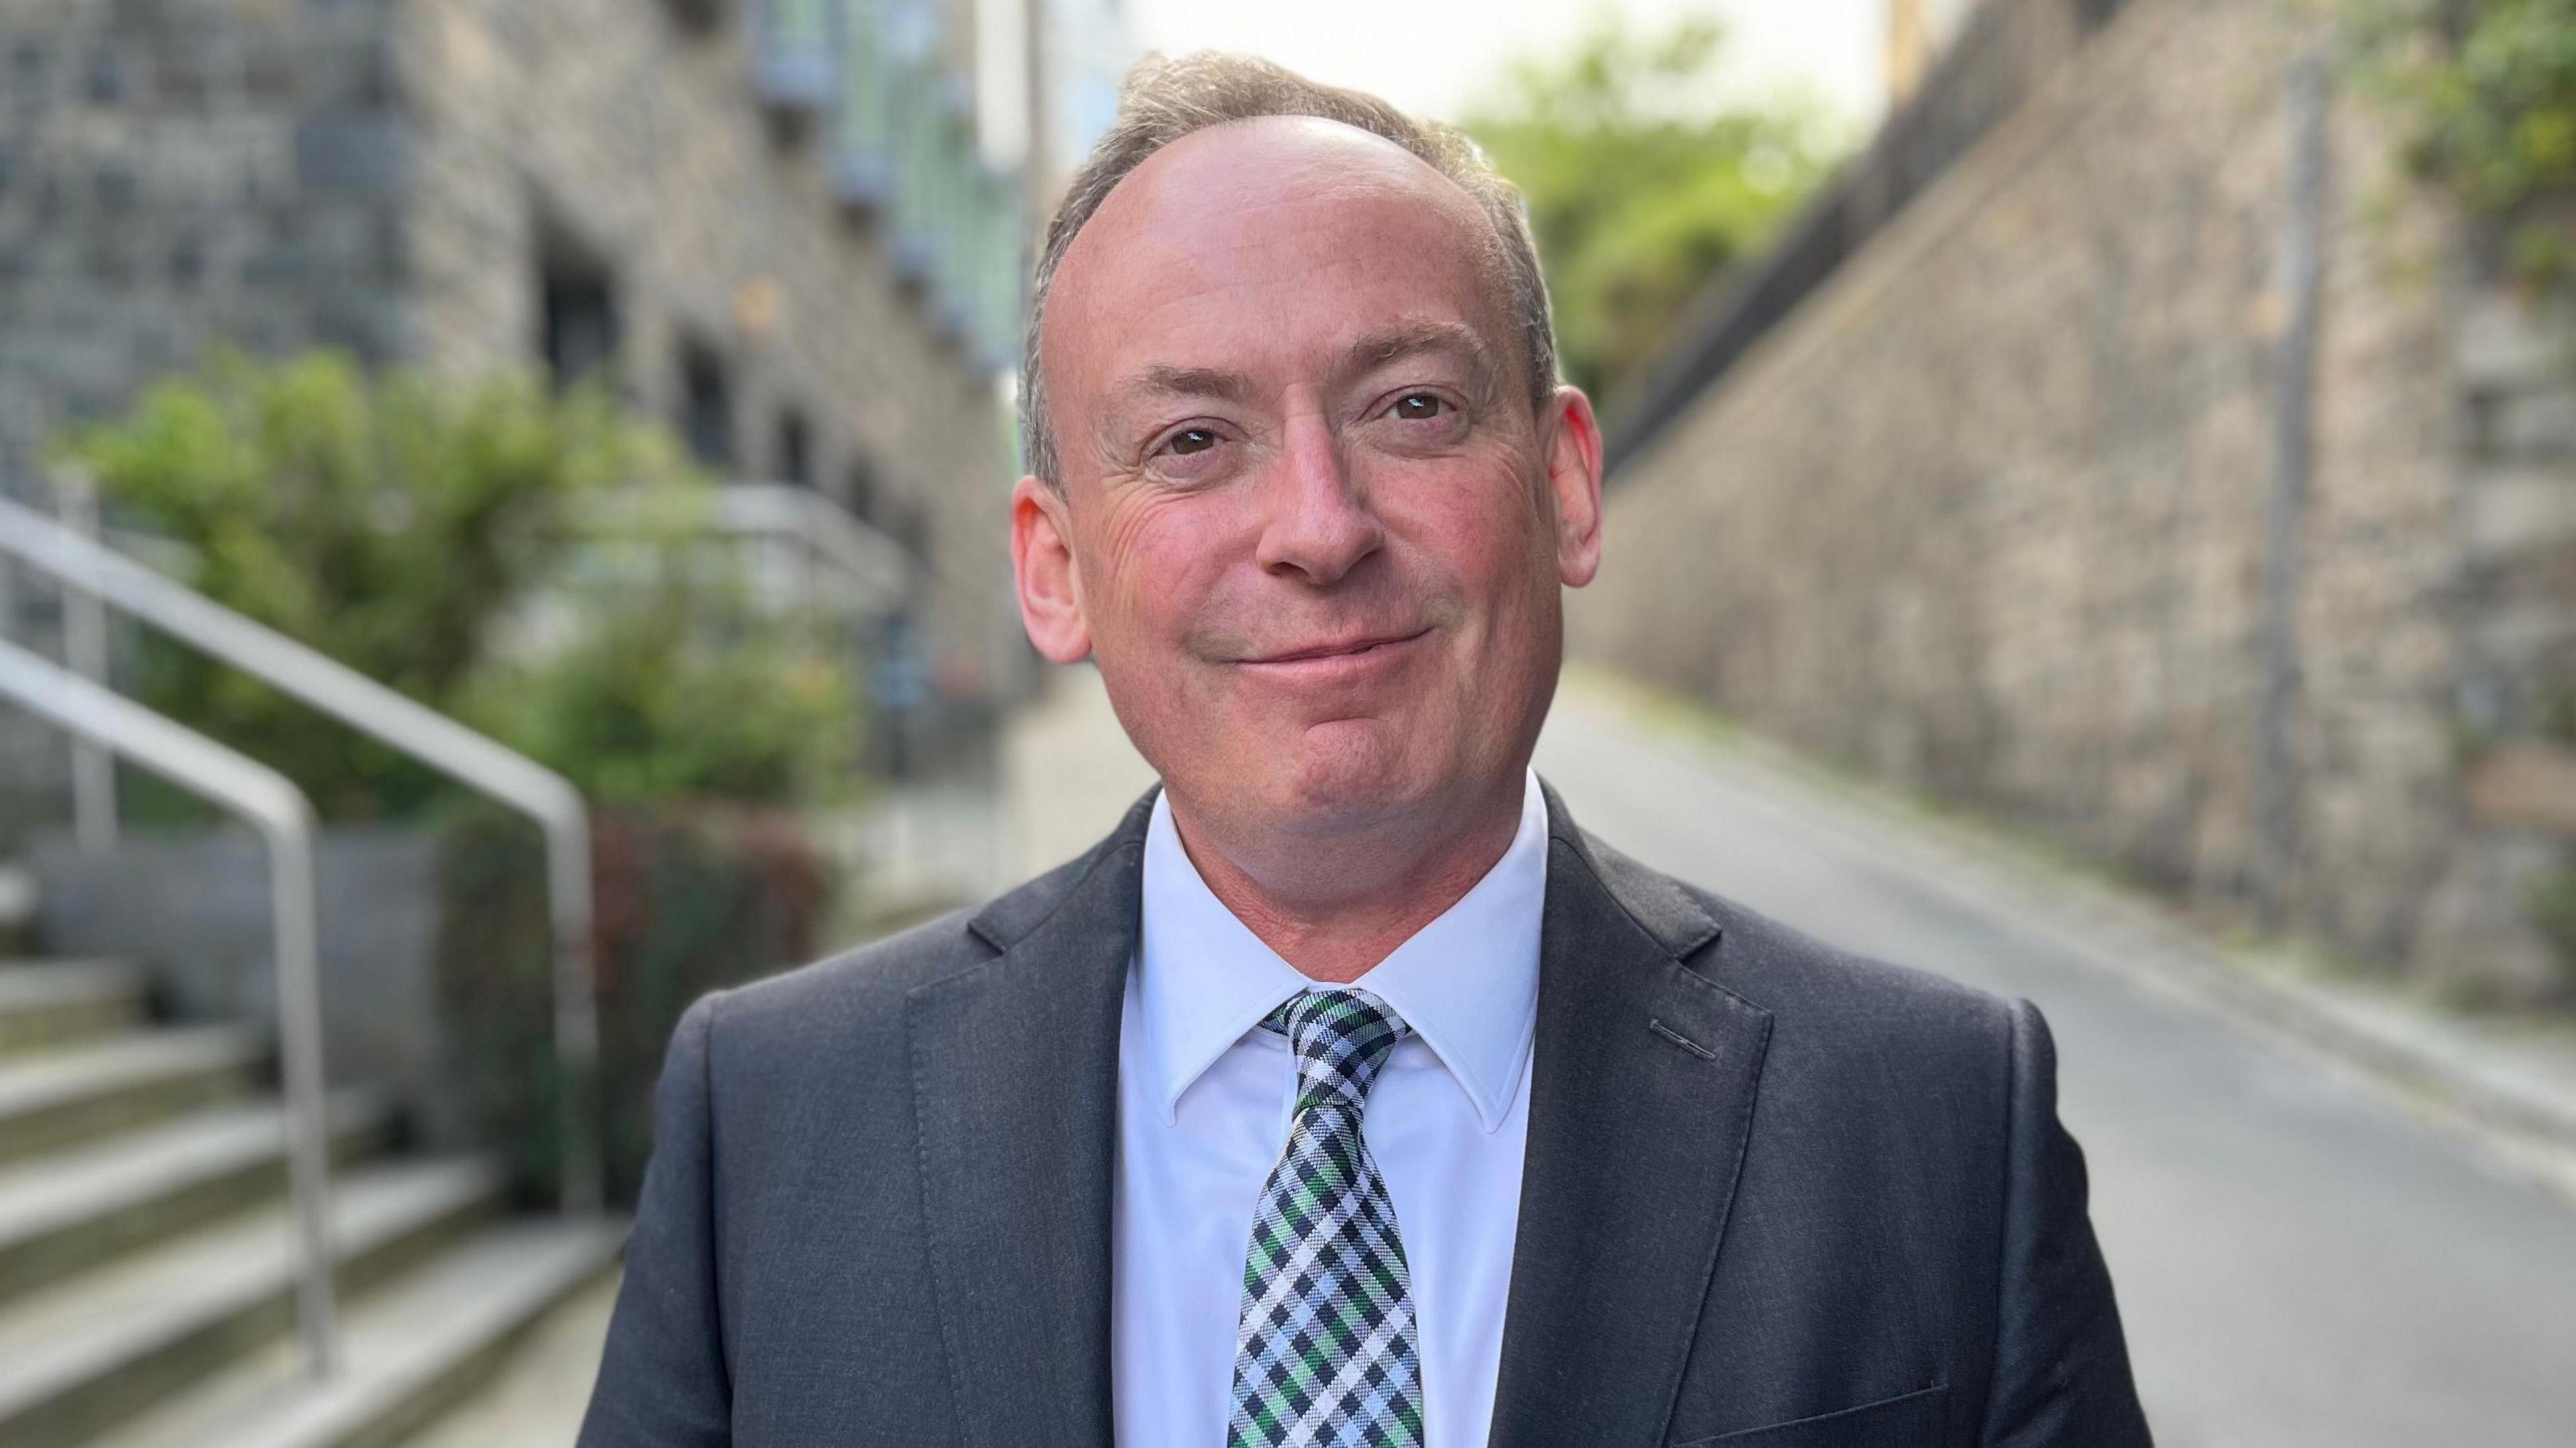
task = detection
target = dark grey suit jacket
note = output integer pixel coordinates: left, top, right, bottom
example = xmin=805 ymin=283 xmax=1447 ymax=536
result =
xmin=578 ymin=781 xmax=2151 ymax=1447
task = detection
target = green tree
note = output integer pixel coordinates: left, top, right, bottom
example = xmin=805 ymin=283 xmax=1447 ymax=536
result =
xmin=1461 ymin=16 xmax=1847 ymax=403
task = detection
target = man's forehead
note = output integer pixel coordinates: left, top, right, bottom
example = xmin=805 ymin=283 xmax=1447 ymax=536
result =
xmin=1044 ymin=116 xmax=1507 ymax=398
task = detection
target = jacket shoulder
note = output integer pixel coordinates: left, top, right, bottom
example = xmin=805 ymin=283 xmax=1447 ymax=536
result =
xmin=1563 ymin=818 xmax=2018 ymax=1093
xmin=712 ymin=900 xmax=987 ymax=1038
xmin=1697 ymin=882 xmax=2008 ymax=1028
xmin=670 ymin=786 xmax=1159 ymax=1094
xmin=688 ymin=839 xmax=1109 ymax=1052
xmin=1574 ymin=819 xmax=2010 ymax=1035
xmin=1660 ymin=869 xmax=2027 ymax=1148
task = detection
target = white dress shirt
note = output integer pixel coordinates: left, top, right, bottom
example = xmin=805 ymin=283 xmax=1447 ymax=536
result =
xmin=1110 ymin=769 xmax=1548 ymax=1448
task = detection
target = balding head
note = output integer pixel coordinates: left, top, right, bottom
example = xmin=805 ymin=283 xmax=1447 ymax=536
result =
xmin=1042 ymin=115 xmax=1521 ymax=491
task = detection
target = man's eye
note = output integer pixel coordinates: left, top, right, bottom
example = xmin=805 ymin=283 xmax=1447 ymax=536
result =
xmin=1390 ymin=393 xmax=1448 ymax=421
xmin=1164 ymin=427 xmax=1219 ymax=456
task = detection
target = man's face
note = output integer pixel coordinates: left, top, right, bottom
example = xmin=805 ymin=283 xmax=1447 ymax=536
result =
xmin=1013 ymin=117 xmax=1602 ymax=843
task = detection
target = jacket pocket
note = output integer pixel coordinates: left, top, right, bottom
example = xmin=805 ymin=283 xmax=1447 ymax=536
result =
xmin=1671 ymin=1382 xmax=1949 ymax=1447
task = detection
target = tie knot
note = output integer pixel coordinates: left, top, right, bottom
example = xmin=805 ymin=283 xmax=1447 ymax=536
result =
xmin=1260 ymin=987 xmax=1411 ymax=1117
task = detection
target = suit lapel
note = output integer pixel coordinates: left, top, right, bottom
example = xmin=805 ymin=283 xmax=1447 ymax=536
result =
xmin=1487 ymin=782 xmax=1774 ymax=1448
xmin=906 ymin=791 xmax=1156 ymax=1448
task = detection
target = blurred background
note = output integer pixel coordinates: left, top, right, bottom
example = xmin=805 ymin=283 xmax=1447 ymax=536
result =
xmin=0 ymin=0 xmax=2573 ymax=1444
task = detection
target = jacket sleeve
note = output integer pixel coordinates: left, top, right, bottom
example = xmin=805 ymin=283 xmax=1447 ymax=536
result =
xmin=578 ymin=993 xmax=733 ymax=1448
xmin=1979 ymin=999 xmax=2154 ymax=1447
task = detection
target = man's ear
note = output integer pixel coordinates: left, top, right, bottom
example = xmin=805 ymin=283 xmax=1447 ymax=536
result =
xmin=1011 ymin=474 xmax=1094 ymax=663
xmin=1543 ymin=385 xmax=1605 ymax=588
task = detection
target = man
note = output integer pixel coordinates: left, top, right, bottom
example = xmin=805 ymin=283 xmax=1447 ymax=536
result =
xmin=580 ymin=53 xmax=2151 ymax=1448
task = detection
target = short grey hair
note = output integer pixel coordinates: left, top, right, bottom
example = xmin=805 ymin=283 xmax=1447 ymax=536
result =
xmin=1019 ymin=52 xmax=1557 ymax=488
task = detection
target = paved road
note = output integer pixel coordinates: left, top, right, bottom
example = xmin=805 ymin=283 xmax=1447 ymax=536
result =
xmin=1004 ymin=667 xmax=2576 ymax=1447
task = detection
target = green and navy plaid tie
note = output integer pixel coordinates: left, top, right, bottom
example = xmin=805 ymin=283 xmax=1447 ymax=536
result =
xmin=1228 ymin=987 xmax=1425 ymax=1448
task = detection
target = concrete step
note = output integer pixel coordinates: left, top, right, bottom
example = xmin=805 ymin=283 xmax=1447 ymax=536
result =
xmin=0 ymin=1091 xmax=398 ymax=1307
xmin=92 ymin=1217 xmax=628 ymax=1448
xmin=0 ymin=960 xmax=148 ymax=1060
xmin=0 ymin=1156 xmax=506 ymax=1448
xmin=0 ymin=1026 xmax=262 ymax=1167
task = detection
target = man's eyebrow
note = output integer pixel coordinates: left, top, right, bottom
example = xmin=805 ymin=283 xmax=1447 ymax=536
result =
xmin=1345 ymin=321 xmax=1499 ymax=380
xmin=1110 ymin=364 xmax=1255 ymax=410
xmin=1097 ymin=324 xmax=1499 ymax=435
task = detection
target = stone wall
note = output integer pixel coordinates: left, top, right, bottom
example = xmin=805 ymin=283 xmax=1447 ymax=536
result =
xmin=1570 ymin=0 xmax=2576 ymax=995
xmin=0 ymin=0 xmax=409 ymax=486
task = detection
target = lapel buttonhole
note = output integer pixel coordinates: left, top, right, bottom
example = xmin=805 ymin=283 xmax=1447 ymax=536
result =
xmin=1648 ymin=1017 xmax=1719 ymax=1061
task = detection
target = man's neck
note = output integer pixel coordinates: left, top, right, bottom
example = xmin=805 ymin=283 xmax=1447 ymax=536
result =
xmin=1164 ymin=775 xmax=1528 ymax=984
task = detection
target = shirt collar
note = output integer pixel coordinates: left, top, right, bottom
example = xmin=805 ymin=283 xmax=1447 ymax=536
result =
xmin=1135 ymin=768 xmax=1548 ymax=1133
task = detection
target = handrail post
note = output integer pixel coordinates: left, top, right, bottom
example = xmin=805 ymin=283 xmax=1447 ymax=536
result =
xmin=54 ymin=470 xmax=117 ymax=852
xmin=260 ymin=804 xmax=339 ymax=1374
xmin=0 ymin=638 xmax=340 ymax=1377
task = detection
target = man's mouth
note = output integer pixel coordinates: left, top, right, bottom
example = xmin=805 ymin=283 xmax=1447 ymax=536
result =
xmin=1244 ymin=629 xmax=1431 ymax=665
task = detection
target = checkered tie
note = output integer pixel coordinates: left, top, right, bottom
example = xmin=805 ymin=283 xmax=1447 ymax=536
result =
xmin=1228 ymin=987 xmax=1425 ymax=1448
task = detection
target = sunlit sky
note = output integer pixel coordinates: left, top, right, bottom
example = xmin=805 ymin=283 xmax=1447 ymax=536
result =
xmin=1117 ymin=0 xmax=1889 ymax=130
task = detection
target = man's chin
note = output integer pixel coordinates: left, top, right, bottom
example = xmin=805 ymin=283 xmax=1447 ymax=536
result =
xmin=1264 ymin=725 xmax=1436 ymax=826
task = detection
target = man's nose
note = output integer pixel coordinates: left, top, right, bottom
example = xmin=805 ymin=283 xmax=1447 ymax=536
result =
xmin=1253 ymin=410 xmax=1384 ymax=586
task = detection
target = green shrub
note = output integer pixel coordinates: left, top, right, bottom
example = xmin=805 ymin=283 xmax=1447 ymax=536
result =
xmin=464 ymin=566 xmax=865 ymax=809
xmin=52 ymin=347 xmax=863 ymax=816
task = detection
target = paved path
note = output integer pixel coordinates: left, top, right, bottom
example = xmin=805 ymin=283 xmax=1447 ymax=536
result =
xmin=1006 ymin=665 xmax=2576 ymax=1448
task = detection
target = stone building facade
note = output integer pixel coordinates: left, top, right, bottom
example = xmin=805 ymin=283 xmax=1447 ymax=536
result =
xmin=0 ymin=0 xmax=1032 ymax=736
xmin=1573 ymin=0 xmax=2576 ymax=998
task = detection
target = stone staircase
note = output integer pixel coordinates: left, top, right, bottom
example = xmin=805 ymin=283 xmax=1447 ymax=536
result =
xmin=0 ymin=955 xmax=625 ymax=1448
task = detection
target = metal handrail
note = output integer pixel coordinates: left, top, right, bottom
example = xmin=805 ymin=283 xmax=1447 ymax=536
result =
xmin=0 ymin=638 xmax=340 ymax=1377
xmin=706 ymin=481 xmax=915 ymax=618
xmin=574 ymin=480 xmax=916 ymax=621
xmin=0 ymin=494 xmax=604 ymax=1214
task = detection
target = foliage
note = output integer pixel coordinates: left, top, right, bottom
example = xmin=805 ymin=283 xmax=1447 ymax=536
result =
xmin=435 ymin=801 xmax=837 ymax=1206
xmin=2524 ymin=862 xmax=2576 ymax=999
xmin=2354 ymin=0 xmax=2576 ymax=287
xmin=1460 ymin=16 xmax=1845 ymax=402
xmin=52 ymin=348 xmax=862 ymax=816
xmin=464 ymin=567 xmax=865 ymax=808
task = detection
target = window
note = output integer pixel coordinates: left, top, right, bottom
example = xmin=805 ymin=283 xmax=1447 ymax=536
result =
xmin=663 ymin=0 xmax=731 ymax=34
xmin=539 ymin=241 xmax=619 ymax=390
xmin=845 ymin=453 xmax=879 ymax=523
xmin=678 ymin=339 xmax=733 ymax=470
xmin=776 ymin=408 xmax=812 ymax=490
